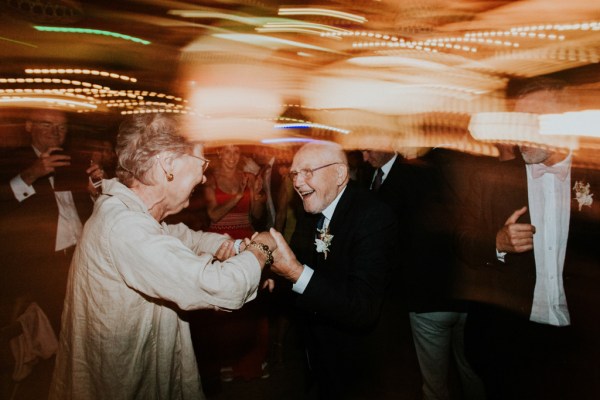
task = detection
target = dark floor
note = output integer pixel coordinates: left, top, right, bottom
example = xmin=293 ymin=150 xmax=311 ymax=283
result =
xmin=1 ymin=313 xmax=425 ymax=400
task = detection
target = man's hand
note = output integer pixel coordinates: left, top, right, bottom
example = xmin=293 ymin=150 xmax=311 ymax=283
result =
xmin=496 ymin=206 xmax=536 ymax=253
xmin=215 ymin=239 xmax=236 ymax=261
xmin=86 ymin=162 xmax=105 ymax=197
xmin=269 ymin=228 xmax=304 ymax=283
xmin=262 ymin=279 xmax=275 ymax=292
xmin=20 ymin=147 xmax=70 ymax=185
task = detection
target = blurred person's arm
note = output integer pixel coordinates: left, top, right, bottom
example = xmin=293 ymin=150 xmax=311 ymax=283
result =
xmin=248 ymin=173 xmax=266 ymax=221
xmin=274 ymin=175 xmax=291 ymax=232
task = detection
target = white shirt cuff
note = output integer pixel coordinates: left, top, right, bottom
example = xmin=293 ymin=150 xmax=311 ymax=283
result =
xmin=496 ymin=249 xmax=507 ymax=263
xmin=10 ymin=175 xmax=35 ymax=202
xmin=292 ymin=265 xmax=313 ymax=294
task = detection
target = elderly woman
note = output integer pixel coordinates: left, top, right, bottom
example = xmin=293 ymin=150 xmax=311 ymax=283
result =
xmin=49 ymin=114 xmax=276 ymax=400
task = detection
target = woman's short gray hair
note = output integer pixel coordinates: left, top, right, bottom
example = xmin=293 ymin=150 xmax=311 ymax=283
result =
xmin=115 ymin=114 xmax=192 ymax=186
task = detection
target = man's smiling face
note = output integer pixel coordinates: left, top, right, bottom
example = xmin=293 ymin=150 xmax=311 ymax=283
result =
xmin=291 ymin=144 xmax=347 ymax=214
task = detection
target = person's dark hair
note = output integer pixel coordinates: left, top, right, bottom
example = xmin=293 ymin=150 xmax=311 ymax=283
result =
xmin=115 ymin=114 xmax=191 ymax=187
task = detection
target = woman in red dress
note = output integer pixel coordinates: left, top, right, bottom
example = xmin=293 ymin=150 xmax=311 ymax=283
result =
xmin=191 ymin=144 xmax=269 ymax=392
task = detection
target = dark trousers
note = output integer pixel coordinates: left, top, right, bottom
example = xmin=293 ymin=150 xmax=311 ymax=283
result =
xmin=465 ymin=304 xmax=598 ymax=400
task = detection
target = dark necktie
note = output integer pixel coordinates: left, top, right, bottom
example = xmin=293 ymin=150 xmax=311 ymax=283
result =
xmin=372 ymin=168 xmax=384 ymax=192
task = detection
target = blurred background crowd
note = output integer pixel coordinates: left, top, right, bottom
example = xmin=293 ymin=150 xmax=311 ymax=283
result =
xmin=0 ymin=0 xmax=599 ymax=399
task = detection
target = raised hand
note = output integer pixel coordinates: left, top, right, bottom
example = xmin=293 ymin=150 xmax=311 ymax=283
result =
xmin=238 ymin=176 xmax=249 ymax=196
xmin=269 ymin=228 xmax=304 ymax=282
xmin=86 ymin=161 xmax=105 ymax=196
xmin=495 ymin=206 xmax=536 ymax=253
xmin=20 ymin=147 xmax=71 ymax=185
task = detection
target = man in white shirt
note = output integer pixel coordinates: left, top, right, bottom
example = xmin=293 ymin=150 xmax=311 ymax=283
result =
xmin=457 ymin=80 xmax=600 ymax=399
xmin=0 ymin=108 xmax=101 ymax=333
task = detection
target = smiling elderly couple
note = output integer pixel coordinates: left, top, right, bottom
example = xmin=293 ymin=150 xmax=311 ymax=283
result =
xmin=49 ymin=113 xmax=396 ymax=400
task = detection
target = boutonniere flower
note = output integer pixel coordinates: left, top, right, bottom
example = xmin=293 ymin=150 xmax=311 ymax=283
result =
xmin=315 ymin=227 xmax=334 ymax=259
xmin=573 ymin=180 xmax=594 ymax=211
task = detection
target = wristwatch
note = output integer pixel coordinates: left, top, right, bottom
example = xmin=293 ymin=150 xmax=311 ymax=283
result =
xmin=247 ymin=241 xmax=273 ymax=267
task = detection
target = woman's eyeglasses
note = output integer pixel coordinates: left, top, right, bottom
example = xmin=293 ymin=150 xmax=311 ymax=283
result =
xmin=188 ymin=154 xmax=210 ymax=173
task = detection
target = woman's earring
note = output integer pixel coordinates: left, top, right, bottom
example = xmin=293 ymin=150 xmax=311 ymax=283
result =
xmin=166 ymin=173 xmax=174 ymax=182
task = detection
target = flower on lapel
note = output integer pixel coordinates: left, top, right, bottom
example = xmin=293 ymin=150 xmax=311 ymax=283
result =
xmin=573 ymin=180 xmax=593 ymax=211
xmin=315 ymin=227 xmax=334 ymax=259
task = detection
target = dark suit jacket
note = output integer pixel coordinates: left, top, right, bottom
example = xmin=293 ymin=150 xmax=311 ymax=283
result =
xmin=0 ymin=146 xmax=93 ymax=308
xmin=372 ymin=152 xmax=473 ymax=312
xmin=290 ymin=180 xmax=397 ymax=399
xmin=455 ymin=156 xmax=600 ymax=331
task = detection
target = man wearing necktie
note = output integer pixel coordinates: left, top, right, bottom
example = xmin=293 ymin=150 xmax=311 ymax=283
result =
xmin=268 ymin=141 xmax=397 ymax=399
xmin=456 ymin=79 xmax=600 ymax=399
xmin=0 ymin=108 xmax=101 ymax=334
xmin=362 ymin=148 xmax=485 ymax=400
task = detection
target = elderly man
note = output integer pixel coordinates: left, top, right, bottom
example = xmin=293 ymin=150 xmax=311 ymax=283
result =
xmin=0 ymin=108 xmax=102 ymax=333
xmin=269 ymin=141 xmax=397 ymax=399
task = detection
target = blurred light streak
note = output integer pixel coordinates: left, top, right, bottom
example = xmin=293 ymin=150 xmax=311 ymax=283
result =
xmin=0 ymin=96 xmax=97 ymax=109
xmin=183 ymin=117 xmax=279 ymax=143
xmin=256 ymin=27 xmax=342 ymax=37
xmin=167 ymin=10 xmax=261 ymax=25
xmin=347 ymin=56 xmax=447 ymax=70
xmin=540 ymin=111 xmax=600 ymax=138
xmin=33 ymin=26 xmax=150 ymax=45
xmin=0 ymin=36 xmax=37 ymax=48
xmin=212 ymin=34 xmax=344 ymax=54
xmin=278 ymin=7 xmax=367 ymax=24
xmin=261 ymin=22 xmax=349 ymax=34
xmin=274 ymin=123 xmax=350 ymax=134
xmin=468 ymin=112 xmax=579 ymax=149
xmin=261 ymin=138 xmax=316 ymax=144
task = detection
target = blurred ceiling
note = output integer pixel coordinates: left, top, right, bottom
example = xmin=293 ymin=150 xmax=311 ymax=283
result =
xmin=0 ymin=0 xmax=599 ymax=154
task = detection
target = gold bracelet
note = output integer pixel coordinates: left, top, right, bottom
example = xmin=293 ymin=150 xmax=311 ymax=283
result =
xmin=247 ymin=241 xmax=273 ymax=267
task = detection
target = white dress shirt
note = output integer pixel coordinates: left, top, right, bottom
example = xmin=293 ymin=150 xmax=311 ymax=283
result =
xmin=526 ymin=154 xmax=572 ymax=326
xmin=292 ymin=185 xmax=347 ymax=294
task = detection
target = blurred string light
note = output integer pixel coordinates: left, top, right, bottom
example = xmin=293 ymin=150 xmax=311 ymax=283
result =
xmin=278 ymin=7 xmax=367 ymax=24
xmin=274 ymin=122 xmax=350 ymax=134
xmin=0 ymin=77 xmax=109 ymax=90
xmin=25 ymin=68 xmax=137 ymax=82
xmin=508 ymin=21 xmax=600 ymax=32
xmin=33 ymin=26 xmax=150 ymax=45
xmin=0 ymin=89 xmax=96 ymax=102
xmin=261 ymin=137 xmax=316 ymax=144
xmin=169 ymin=9 xmax=346 ymax=36
xmin=0 ymin=95 xmax=97 ymax=109
xmin=0 ymin=67 xmax=186 ymax=113
xmin=212 ymin=33 xmax=344 ymax=53
xmin=328 ymin=21 xmax=599 ymax=54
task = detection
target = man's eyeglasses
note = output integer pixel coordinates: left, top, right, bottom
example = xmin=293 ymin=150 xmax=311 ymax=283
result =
xmin=289 ymin=162 xmax=341 ymax=181
xmin=32 ymin=120 xmax=67 ymax=133
xmin=188 ymin=154 xmax=211 ymax=173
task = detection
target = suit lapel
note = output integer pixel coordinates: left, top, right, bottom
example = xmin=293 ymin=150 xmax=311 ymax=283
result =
xmin=323 ymin=182 xmax=356 ymax=266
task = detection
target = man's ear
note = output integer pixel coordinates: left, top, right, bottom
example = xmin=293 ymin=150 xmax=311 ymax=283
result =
xmin=335 ymin=164 xmax=348 ymax=185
